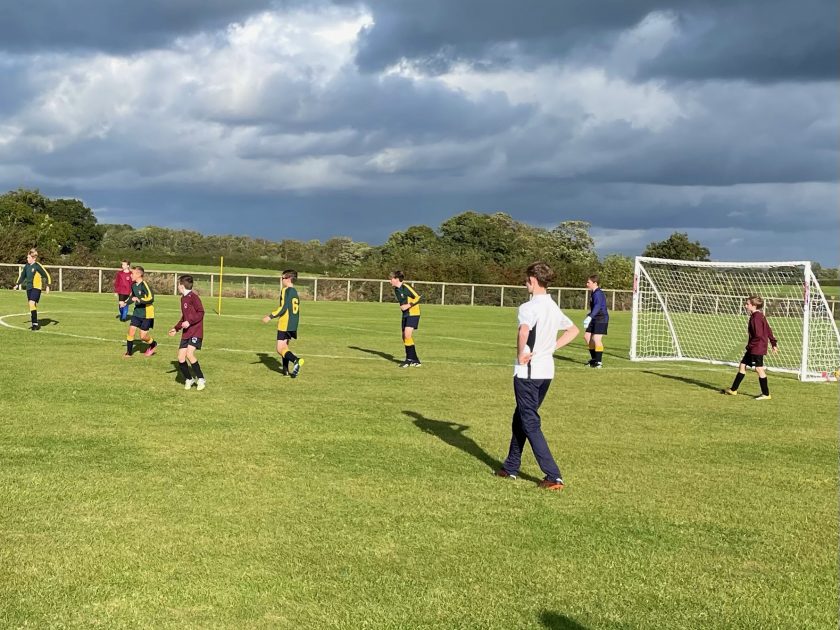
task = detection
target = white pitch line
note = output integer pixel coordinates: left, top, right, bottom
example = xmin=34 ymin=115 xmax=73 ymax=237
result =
xmin=0 ymin=310 xmax=742 ymax=374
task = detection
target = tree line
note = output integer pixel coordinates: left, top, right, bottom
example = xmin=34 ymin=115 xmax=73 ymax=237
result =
xmin=1 ymin=188 xmax=836 ymax=290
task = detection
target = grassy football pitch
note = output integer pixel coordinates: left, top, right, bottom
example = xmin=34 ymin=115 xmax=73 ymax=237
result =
xmin=0 ymin=290 xmax=836 ymax=629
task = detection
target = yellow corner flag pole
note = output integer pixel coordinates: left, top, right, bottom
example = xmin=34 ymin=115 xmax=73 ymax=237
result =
xmin=217 ymin=256 xmax=224 ymax=315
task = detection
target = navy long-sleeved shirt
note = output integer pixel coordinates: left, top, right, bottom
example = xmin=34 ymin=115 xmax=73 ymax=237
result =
xmin=587 ymin=287 xmax=608 ymax=321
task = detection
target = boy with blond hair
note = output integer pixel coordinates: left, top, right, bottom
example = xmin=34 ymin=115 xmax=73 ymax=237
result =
xmin=13 ymin=248 xmax=51 ymax=331
xmin=261 ymin=270 xmax=303 ymax=377
xmin=723 ymin=295 xmax=778 ymax=400
xmin=123 ymin=266 xmax=158 ymax=358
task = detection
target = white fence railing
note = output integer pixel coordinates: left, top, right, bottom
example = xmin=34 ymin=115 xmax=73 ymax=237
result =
xmin=0 ymin=263 xmax=637 ymax=310
xmin=2 ymin=263 xmax=837 ymax=314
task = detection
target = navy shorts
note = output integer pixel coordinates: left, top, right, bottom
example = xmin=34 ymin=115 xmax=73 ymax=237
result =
xmin=741 ymin=352 xmax=764 ymax=368
xmin=277 ymin=330 xmax=297 ymax=341
xmin=130 ymin=315 xmax=154 ymax=331
xmin=402 ymin=315 xmax=420 ymax=330
xmin=117 ymin=293 xmax=130 ymax=302
xmin=179 ymin=336 xmax=202 ymax=350
xmin=586 ymin=319 xmax=608 ymax=335
xmin=26 ymin=288 xmax=42 ymax=303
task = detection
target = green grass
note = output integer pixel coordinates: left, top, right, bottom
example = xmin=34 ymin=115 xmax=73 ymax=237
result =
xmin=0 ymin=291 xmax=837 ymax=629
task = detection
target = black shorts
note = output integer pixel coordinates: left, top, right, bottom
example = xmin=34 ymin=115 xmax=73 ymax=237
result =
xmin=26 ymin=288 xmax=42 ymax=303
xmin=402 ymin=315 xmax=420 ymax=330
xmin=117 ymin=293 xmax=130 ymax=302
xmin=586 ymin=319 xmax=608 ymax=335
xmin=741 ymin=352 xmax=764 ymax=368
xmin=130 ymin=315 xmax=154 ymax=331
xmin=277 ymin=330 xmax=297 ymax=341
xmin=179 ymin=336 xmax=203 ymax=350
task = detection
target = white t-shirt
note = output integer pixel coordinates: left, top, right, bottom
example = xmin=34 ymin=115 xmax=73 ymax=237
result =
xmin=513 ymin=293 xmax=574 ymax=380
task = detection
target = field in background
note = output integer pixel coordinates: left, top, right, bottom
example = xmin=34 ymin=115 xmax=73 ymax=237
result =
xmin=0 ymin=290 xmax=837 ymax=629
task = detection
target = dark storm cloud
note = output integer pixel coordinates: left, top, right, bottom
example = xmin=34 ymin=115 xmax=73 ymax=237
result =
xmin=344 ymin=0 xmax=838 ymax=82
xmin=0 ymin=0 xmax=275 ymax=53
xmin=638 ymin=0 xmax=840 ymax=82
xmin=204 ymin=72 xmax=534 ymax=141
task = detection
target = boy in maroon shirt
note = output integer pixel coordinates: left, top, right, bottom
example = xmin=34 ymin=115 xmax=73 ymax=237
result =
xmin=723 ymin=295 xmax=778 ymax=400
xmin=167 ymin=275 xmax=206 ymax=390
xmin=113 ymin=259 xmax=132 ymax=321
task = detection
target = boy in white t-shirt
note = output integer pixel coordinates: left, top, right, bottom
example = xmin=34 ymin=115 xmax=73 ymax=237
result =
xmin=496 ymin=262 xmax=579 ymax=490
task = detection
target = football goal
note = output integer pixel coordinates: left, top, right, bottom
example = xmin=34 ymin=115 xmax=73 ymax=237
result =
xmin=630 ymin=257 xmax=840 ymax=381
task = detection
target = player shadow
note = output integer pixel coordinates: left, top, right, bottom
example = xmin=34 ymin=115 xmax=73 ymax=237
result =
xmin=167 ymin=360 xmax=186 ymax=384
xmin=643 ymin=370 xmax=721 ymax=392
xmin=37 ymin=318 xmax=59 ymax=327
xmin=348 ymin=345 xmax=402 ymax=364
xmin=553 ymin=353 xmax=587 ymax=365
xmin=254 ymin=352 xmax=286 ymax=375
xmin=539 ymin=611 xmax=589 ymax=630
xmin=403 ymin=410 xmax=541 ymax=483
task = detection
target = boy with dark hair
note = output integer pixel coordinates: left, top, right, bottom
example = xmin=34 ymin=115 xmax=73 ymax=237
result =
xmin=261 ymin=269 xmax=303 ymax=377
xmin=723 ymin=295 xmax=779 ymax=400
xmin=496 ymin=262 xmax=579 ymax=490
xmin=389 ymin=270 xmax=421 ymax=368
xmin=13 ymin=248 xmax=51 ymax=331
xmin=583 ymin=274 xmax=609 ymax=368
xmin=168 ymin=275 xmax=206 ymax=390
xmin=113 ymin=259 xmax=132 ymax=321
xmin=123 ymin=266 xmax=158 ymax=358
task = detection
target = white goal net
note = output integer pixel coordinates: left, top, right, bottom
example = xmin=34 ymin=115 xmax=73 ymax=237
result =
xmin=630 ymin=257 xmax=840 ymax=381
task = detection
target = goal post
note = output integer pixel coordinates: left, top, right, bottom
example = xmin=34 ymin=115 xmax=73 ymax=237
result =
xmin=630 ymin=257 xmax=840 ymax=381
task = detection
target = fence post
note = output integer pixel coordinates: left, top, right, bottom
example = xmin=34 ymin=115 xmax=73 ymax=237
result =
xmin=98 ymin=269 xmax=103 ymax=293
xmin=314 ymin=278 xmax=318 ymax=302
xmin=441 ymin=283 xmax=446 ymax=305
xmin=346 ymin=279 xmax=351 ymax=302
xmin=470 ymin=285 xmax=475 ymax=306
xmin=173 ymin=273 xmax=178 ymax=295
xmin=611 ymin=290 xmax=616 ymax=311
xmin=210 ymin=274 xmax=214 ymax=297
xmin=379 ymin=281 xmax=384 ymax=302
xmin=557 ymin=288 xmax=561 ymax=305
xmin=59 ymin=267 xmax=63 ymax=292
xmin=500 ymin=286 xmax=505 ymax=307
xmin=689 ymin=294 xmax=694 ymax=314
xmin=245 ymin=276 xmax=250 ymax=299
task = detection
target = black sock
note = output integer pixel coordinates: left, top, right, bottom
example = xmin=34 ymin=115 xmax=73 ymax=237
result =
xmin=191 ymin=362 xmax=204 ymax=379
xmin=178 ymin=361 xmax=192 ymax=380
xmin=285 ymin=351 xmax=298 ymax=364
xmin=149 ymin=340 xmax=157 ymax=349
xmin=588 ymin=348 xmax=595 ymax=361
xmin=759 ymin=377 xmax=769 ymax=396
xmin=126 ymin=340 xmax=134 ymax=354
xmin=406 ymin=345 xmax=419 ymax=362
xmin=31 ymin=309 xmax=38 ymax=325
xmin=731 ymin=372 xmax=745 ymax=391
xmin=594 ymin=350 xmax=603 ymax=363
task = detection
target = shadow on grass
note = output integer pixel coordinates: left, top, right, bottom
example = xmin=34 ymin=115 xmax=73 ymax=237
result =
xmin=403 ymin=410 xmax=541 ymax=483
xmin=349 ymin=345 xmax=401 ymax=364
xmin=553 ymin=353 xmax=587 ymax=366
xmin=38 ymin=317 xmax=59 ymax=327
xmin=168 ymin=360 xmax=186 ymax=384
xmin=643 ymin=370 xmax=722 ymax=392
xmin=254 ymin=352 xmax=286 ymax=375
xmin=540 ymin=611 xmax=589 ymax=629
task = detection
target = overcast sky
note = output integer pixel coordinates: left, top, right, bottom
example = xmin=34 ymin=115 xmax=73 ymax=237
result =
xmin=1 ymin=0 xmax=837 ymax=263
